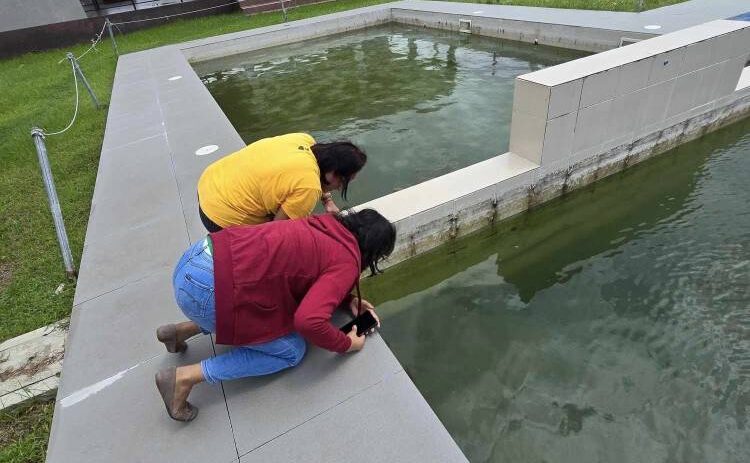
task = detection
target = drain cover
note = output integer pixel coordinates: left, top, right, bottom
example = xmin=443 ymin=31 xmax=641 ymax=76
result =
xmin=195 ymin=145 xmax=219 ymax=156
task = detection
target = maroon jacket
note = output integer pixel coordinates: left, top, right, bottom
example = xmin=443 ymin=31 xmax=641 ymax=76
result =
xmin=212 ymin=214 xmax=359 ymax=353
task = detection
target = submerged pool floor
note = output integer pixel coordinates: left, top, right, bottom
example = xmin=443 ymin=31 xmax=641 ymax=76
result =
xmin=194 ymin=24 xmax=585 ymax=206
xmin=366 ymin=118 xmax=750 ymax=462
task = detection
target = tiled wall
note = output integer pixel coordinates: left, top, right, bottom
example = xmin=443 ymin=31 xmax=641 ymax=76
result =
xmin=509 ymin=19 xmax=750 ymax=171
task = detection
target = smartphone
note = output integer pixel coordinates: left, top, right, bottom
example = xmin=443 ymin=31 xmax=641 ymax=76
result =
xmin=340 ymin=310 xmax=378 ymax=336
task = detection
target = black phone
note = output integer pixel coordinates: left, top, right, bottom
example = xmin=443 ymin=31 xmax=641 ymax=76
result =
xmin=340 ymin=310 xmax=378 ymax=336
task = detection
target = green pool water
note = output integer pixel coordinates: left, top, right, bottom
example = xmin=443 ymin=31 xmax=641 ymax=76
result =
xmin=365 ymin=119 xmax=750 ymax=462
xmin=194 ymin=25 xmax=585 ymax=206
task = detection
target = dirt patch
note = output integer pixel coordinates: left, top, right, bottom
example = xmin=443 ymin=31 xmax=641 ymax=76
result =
xmin=0 ymin=349 xmax=64 ymax=382
xmin=0 ymin=262 xmax=11 ymax=290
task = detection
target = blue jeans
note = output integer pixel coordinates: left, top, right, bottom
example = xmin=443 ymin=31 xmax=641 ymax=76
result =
xmin=172 ymin=239 xmax=307 ymax=384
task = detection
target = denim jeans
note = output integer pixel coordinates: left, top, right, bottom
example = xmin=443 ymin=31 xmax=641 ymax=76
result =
xmin=172 ymin=239 xmax=307 ymax=384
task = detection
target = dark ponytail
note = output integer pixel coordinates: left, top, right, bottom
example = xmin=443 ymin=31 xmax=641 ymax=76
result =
xmin=311 ymin=141 xmax=367 ymax=201
xmin=336 ymin=209 xmax=396 ymax=275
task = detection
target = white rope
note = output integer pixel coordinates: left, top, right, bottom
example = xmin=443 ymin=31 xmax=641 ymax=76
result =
xmin=43 ymin=58 xmax=80 ymax=137
xmin=111 ymin=0 xmax=240 ymax=25
xmin=57 ymin=21 xmax=108 ymax=64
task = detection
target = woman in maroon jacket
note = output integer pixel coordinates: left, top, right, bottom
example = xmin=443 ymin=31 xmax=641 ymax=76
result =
xmin=154 ymin=209 xmax=396 ymax=422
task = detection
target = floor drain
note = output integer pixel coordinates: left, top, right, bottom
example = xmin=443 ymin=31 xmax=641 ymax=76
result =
xmin=168 ymin=75 xmax=183 ymax=81
xmin=195 ymin=145 xmax=219 ymax=156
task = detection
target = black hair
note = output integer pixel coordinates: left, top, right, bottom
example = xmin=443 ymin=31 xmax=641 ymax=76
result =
xmin=311 ymin=141 xmax=367 ymax=201
xmin=336 ymin=209 xmax=396 ymax=275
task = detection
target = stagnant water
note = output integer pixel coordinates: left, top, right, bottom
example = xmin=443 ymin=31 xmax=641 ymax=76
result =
xmin=194 ymin=25 xmax=585 ymax=206
xmin=365 ymin=119 xmax=750 ymax=463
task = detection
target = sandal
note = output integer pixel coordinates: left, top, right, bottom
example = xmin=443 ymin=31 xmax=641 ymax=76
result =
xmin=156 ymin=324 xmax=187 ymax=353
xmin=155 ymin=367 xmax=199 ymax=422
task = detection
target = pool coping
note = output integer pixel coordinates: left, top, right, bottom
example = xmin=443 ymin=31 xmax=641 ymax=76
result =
xmin=46 ymin=2 xmax=750 ymax=462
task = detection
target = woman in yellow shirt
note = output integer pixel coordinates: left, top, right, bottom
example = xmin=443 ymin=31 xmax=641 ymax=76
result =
xmin=197 ymin=133 xmax=367 ymax=231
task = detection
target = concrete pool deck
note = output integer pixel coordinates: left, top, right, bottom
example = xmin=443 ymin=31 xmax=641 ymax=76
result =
xmin=46 ymin=1 xmax=750 ymax=461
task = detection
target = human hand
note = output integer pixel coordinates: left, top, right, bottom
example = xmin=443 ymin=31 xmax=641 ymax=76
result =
xmin=346 ymin=325 xmax=365 ymax=352
xmin=349 ymin=297 xmax=375 ymax=318
xmin=323 ymin=196 xmax=340 ymax=213
xmin=349 ymin=298 xmax=380 ymax=336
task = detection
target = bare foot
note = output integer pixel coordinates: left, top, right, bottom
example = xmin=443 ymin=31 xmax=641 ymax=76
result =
xmin=155 ymin=367 xmax=198 ymax=422
xmin=156 ymin=322 xmax=201 ymax=353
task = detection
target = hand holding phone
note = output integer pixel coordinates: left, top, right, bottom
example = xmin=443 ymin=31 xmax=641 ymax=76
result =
xmin=340 ymin=310 xmax=379 ymax=336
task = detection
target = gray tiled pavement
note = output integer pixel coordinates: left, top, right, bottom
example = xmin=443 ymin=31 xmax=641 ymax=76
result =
xmin=48 ymin=1 xmax=746 ymax=461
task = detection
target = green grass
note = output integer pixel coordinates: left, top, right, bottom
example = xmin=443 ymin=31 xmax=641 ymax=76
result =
xmin=0 ymin=0 xmax=689 ymax=343
xmin=0 ymin=399 xmax=55 ymax=463
xmin=449 ymin=0 xmax=686 ymax=11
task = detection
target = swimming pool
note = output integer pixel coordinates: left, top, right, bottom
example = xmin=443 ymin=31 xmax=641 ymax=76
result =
xmin=366 ymin=118 xmax=750 ymax=462
xmin=194 ymin=24 xmax=586 ymax=207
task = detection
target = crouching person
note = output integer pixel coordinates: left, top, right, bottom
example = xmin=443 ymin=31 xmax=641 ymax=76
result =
xmin=154 ymin=209 xmax=396 ymax=422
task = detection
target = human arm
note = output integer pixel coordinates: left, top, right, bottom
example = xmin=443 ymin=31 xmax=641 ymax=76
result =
xmin=276 ymin=187 xmax=320 ymax=221
xmin=321 ymin=192 xmax=340 ymax=214
xmin=293 ymin=268 xmax=360 ymax=353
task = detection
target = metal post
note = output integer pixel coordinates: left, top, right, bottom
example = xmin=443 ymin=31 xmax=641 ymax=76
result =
xmin=280 ymin=0 xmax=288 ymax=22
xmin=66 ymin=52 xmax=100 ymax=109
xmin=30 ymin=128 xmax=77 ymax=280
xmin=106 ymin=18 xmax=119 ymax=57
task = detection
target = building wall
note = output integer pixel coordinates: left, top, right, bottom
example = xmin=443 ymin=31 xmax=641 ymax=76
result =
xmin=0 ymin=0 xmax=86 ymax=33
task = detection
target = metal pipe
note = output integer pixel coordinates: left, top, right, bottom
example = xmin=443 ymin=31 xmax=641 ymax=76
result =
xmin=30 ymin=128 xmax=77 ymax=280
xmin=67 ymin=52 xmax=100 ymax=109
xmin=106 ymin=18 xmax=119 ymax=57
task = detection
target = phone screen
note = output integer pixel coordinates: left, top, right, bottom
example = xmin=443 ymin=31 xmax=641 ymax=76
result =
xmin=340 ymin=310 xmax=377 ymax=336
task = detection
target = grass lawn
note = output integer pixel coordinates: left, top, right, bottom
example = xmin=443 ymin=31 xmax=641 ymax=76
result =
xmin=0 ymin=399 xmax=54 ymax=463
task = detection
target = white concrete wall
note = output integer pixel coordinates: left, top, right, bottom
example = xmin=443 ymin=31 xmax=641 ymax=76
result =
xmin=509 ymin=19 xmax=750 ymax=171
xmin=0 ymin=0 xmax=86 ymax=33
xmin=390 ymin=8 xmax=655 ymax=53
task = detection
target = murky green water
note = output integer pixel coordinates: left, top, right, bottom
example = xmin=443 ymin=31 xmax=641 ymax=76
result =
xmin=194 ymin=25 xmax=585 ymax=206
xmin=365 ymin=119 xmax=750 ymax=463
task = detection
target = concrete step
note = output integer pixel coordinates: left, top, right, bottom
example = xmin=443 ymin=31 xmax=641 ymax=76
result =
xmin=0 ymin=320 xmax=67 ymax=410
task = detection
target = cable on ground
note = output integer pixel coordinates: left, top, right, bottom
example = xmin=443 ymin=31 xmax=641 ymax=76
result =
xmin=42 ymin=58 xmax=80 ymax=137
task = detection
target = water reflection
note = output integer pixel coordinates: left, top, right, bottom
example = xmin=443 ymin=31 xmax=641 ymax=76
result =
xmin=368 ymin=120 xmax=750 ymax=463
xmin=195 ymin=25 xmax=586 ymax=205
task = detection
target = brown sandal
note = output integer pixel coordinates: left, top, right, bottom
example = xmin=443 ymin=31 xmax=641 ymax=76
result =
xmin=156 ymin=324 xmax=187 ymax=353
xmin=155 ymin=367 xmax=199 ymax=422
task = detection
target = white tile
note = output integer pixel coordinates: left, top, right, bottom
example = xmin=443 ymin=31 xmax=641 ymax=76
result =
xmin=680 ymin=39 xmax=715 ymax=75
xmin=580 ymin=68 xmax=619 ymax=108
xmin=666 ymin=70 xmax=703 ymax=118
xmin=648 ymin=47 xmax=686 ymax=85
xmin=616 ymin=57 xmax=654 ymax=96
xmin=729 ymin=26 xmax=750 ymax=58
xmin=637 ymin=79 xmax=676 ymax=129
xmin=711 ymin=32 xmax=736 ymax=63
xmin=737 ymin=67 xmax=750 ymax=91
xmin=608 ymin=89 xmax=648 ymax=142
xmin=693 ymin=62 xmax=723 ymax=107
xmin=573 ymin=99 xmax=613 ymax=154
xmin=715 ymin=56 xmax=747 ymax=98
xmin=541 ymin=113 xmax=576 ymax=166
xmin=548 ymin=79 xmax=582 ymax=119
xmin=513 ymin=78 xmax=551 ymax=118
xmin=509 ymin=110 xmax=547 ymax=164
